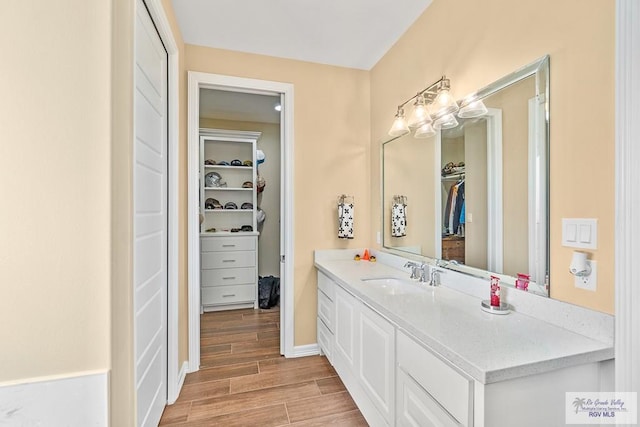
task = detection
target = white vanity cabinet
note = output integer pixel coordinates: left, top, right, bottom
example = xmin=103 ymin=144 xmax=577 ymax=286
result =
xmin=315 ymin=254 xmax=614 ymax=427
xmin=330 ymin=281 xmax=396 ymax=426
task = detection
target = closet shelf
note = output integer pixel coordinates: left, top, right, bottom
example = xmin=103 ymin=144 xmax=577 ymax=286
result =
xmin=204 ymin=187 xmax=253 ymax=191
xmin=203 ymin=209 xmax=254 ymax=213
xmin=204 ymin=165 xmax=252 ymax=170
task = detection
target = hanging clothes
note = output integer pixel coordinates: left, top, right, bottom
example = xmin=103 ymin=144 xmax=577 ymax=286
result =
xmin=452 ymin=181 xmax=465 ymax=235
xmin=391 ymin=195 xmax=407 ymax=237
xmin=443 ymin=179 xmax=465 ymax=234
xmin=338 ymin=195 xmax=354 ymax=239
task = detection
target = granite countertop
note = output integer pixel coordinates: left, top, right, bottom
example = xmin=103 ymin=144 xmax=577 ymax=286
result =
xmin=314 ymin=257 xmax=614 ymax=385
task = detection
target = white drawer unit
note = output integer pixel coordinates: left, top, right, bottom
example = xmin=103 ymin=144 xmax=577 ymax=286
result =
xmin=317 ymin=317 xmax=333 ymax=363
xmin=201 ymin=234 xmax=258 ymax=311
xmin=317 ymin=272 xmax=336 ymax=363
xmin=201 ymin=284 xmax=256 ymax=305
xmin=201 ymin=236 xmax=256 ymax=252
xmin=201 ymin=250 xmax=256 ymax=269
xmin=317 ymin=289 xmax=334 ymax=333
xmin=397 ymin=369 xmax=461 ymax=427
xmin=397 ymin=331 xmax=472 ymax=426
xmin=201 ymin=267 xmax=256 ymax=287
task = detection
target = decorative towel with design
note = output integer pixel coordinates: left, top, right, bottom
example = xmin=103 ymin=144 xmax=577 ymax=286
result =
xmin=338 ymin=198 xmax=354 ymax=239
xmin=391 ymin=195 xmax=407 ymax=237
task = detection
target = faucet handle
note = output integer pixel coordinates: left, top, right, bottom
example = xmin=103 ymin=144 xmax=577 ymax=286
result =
xmin=428 ymin=267 xmax=447 ymax=286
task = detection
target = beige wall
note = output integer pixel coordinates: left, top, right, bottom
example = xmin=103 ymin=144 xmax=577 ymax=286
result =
xmin=200 ymin=119 xmax=282 ymax=277
xmin=187 ymin=45 xmax=371 ymax=344
xmin=370 ymin=0 xmax=615 ymax=313
xmin=0 ymin=0 xmax=111 ymax=382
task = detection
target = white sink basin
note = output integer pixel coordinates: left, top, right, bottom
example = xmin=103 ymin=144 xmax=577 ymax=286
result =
xmin=360 ymin=277 xmax=425 ymax=295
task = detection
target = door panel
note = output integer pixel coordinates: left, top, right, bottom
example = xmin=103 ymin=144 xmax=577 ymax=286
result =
xmin=134 ymin=1 xmax=168 ymax=426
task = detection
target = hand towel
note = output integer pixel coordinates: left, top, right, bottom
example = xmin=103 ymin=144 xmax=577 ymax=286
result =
xmin=338 ymin=202 xmax=354 ymax=239
xmin=392 ymin=202 xmax=407 ymax=237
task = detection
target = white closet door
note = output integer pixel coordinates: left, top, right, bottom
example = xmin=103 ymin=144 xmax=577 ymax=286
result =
xmin=134 ymin=0 xmax=168 ymax=426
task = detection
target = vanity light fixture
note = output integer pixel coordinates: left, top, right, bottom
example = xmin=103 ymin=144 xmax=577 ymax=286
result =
xmin=388 ymin=107 xmax=411 ymax=137
xmin=388 ymin=75 xmax=488 ymax=138
xmin=458 ymin=98 xmax=488 ymax=118
xmin=414 ymin=122 xmax=436 ymax=139
xmin=407 ymin=94 xmax=431 ymax=128
xmin=433 ymin=113 xmax=459 ymax=130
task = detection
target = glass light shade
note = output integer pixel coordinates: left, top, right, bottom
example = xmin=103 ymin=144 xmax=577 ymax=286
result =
xmin=433 ymin=113 xmax=459 ymax=130
xmin=407 ymin=95 xmax=432 ymax=128
xmin=458 ymin=99 xmax=488 ymax=118
xmin=414 ymin=122 xmax=436 ymax=139
xmin=388 ymin=108 xmax=410 ymax=137
xmin=433 ymin=87 xmax=459 ymax=117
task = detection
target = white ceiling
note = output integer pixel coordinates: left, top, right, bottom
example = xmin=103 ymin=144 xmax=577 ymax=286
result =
xmin=200 ymin=89 xmax=281 ymax=124
xmin=171 ymin=0 xmax=432 ymax=70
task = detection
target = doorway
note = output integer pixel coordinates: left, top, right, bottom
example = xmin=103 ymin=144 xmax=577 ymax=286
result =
xmin=187 ymin=72 xmax=295 ymax=370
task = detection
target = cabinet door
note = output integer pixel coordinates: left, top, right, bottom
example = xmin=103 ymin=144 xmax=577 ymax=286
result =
xmin=334 ymin=285 xmax=357 ymax=371
xmin=397 ymin=369 xmax=461 ymax=427
xmin=358 ymin=304 xmax=396 ymax=425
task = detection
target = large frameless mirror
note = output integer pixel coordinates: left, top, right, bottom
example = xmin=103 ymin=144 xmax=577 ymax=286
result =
xmin=382 ymin=55 xmax=550 ymax=296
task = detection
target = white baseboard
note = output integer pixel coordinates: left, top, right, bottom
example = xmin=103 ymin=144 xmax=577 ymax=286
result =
xmin=291 ymin=343 xmax=320 ymax=358
xmin=177 ymin=361 xmax=188 ymax=393
xmin=0 ymin=370 xmax=109 ymax=426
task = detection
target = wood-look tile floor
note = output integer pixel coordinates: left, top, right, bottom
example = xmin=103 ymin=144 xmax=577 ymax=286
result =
xmin=159 ymin=307 xmax=368 ymax=426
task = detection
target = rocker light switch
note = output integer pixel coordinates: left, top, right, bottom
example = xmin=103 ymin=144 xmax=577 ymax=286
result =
xmin=562 ymin=218 xmax=597 ymax=249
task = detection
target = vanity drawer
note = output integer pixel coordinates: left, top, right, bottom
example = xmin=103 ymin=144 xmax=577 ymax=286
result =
xmin=201 ymin=251 xmax=256 ymax=269
xmin=397 ymin=332 xmax=472 ymax=426
xmin=397 ymin=369 xmax=460 ymax=427
xmin=202 ymin=284 xmax=255 ymax=306
xmin=317 ymin=289 xmax=335 ymax=333
xmin=317 ymin=272 xmax=335 ymax=300
xmin=201 ymin=236 xmax=256 ymax=252
xmin=317 ymin=317 xmax=333 ymax=363
xmin=201 ymin=267 xmax=256 ymax=287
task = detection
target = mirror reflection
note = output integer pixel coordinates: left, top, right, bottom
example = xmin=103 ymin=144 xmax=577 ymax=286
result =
xmin=382 ymin=56 xmax=549 ymax=296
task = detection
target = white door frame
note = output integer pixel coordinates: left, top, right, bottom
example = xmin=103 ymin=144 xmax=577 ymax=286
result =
xmin=615 ymin=0 xmax=640 ymax=398
xmin=187 ymin=72 xmax=296 ymax=370
xmin=139 ymin=0 xmax=182 ymax=404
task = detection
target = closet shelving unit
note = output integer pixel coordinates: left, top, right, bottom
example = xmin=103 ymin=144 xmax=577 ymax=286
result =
xmin=199 ymin=128 xmax=261 ymax=312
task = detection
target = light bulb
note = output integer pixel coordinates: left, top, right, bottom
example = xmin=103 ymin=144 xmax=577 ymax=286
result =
xmin=408 ymin=95 xmax=431 ymax=128
xmin=414 ymin=122 xmax=436 ymax=139
xmin=388 ymin=108 xmax=410 ymax=137
xmin=433 ymin=82 xmax=459 ymax=117
xmin=458 ymin=99 xmax=488 ymax=118
xmin=433 ymin=113 xmax=459 ymax=130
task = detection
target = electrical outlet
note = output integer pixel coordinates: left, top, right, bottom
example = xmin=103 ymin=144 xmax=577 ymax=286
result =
xmin=376 ymin=231 xmax=381 ymax=244
xmin=574 ymin=260 xmax=597 ymax=291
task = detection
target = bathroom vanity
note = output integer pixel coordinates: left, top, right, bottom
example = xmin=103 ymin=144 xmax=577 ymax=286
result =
xmin=315 ymin=249 xmax=614 ymax=427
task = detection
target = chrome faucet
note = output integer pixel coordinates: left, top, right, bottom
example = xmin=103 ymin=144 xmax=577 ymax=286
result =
xmin=404 ymin=261 xmax=420 ymax=280
xmin=417 ymin=263 xmax=429 ymax=283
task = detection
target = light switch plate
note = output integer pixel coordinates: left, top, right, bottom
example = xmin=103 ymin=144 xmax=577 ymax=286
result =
xmin=575 ymin=260 xmax=597 ymax=291
xmin=562 ymin=218 xmax=598 ymax=249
